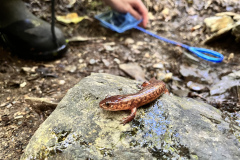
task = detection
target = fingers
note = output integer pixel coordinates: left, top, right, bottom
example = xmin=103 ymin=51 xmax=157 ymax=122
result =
xmin=128 ymin=6 xmax=142 ymax=20
xmin=129 ymin=0 xmax=148 ymax=27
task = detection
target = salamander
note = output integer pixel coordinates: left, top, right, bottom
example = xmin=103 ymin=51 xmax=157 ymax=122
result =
xmin=99 ymin=78 xmax=169 ymax=125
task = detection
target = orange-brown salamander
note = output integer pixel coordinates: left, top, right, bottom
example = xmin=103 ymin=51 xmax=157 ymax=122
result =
xmin=99 ymin=78 xmax=169 ymax=125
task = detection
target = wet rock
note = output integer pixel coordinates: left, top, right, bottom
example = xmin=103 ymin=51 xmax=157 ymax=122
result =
xmin=21 ymin=73 xmax=240 ymax=160
xmin=210 ymin=70 xmax=240 ymax=96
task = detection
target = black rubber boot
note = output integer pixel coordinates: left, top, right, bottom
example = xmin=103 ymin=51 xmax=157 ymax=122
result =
xmin=0 ymin=0 xmax=67 ymax=60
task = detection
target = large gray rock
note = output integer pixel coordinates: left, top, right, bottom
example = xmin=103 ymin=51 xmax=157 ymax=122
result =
xmin=21 ymin=73 xmax=240 ymax=160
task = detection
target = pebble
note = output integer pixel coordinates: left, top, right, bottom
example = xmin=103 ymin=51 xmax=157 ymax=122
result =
xmin=89 ymin=59 xmax=96 ymax=65
xmin=114 ymin=58 xmax=121 ymax=64
xmin=65 ymin=65 xmax=77 ymax=73
xmin=102 ymin=59 xmax=110 ymax=67
xmin=125 ymin=38 xmax=135 ymax=44
xmin=79 ymin=59 xmax=84 ymax=63
xmin=18 ymin=121 xmax=23 ymax=125
xmin=59 ymin=80 xmax=66 ymax=85
xmin=153 ymin=63 xmax=164 ymax=69
xmin=187 ymin=81 xmax=206 ymax=91
xmin=20 ymin=82 xmax=27 ymax=88
xmin=14 ymin=115 xmax=24 ymax=120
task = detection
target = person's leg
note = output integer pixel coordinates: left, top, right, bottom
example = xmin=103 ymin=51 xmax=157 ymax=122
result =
xmin=0 ymin=0 xmax=67 ymax=60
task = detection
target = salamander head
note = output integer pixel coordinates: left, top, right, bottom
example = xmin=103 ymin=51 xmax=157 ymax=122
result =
xmin=99 ymin=96 xmax=122 ymax=111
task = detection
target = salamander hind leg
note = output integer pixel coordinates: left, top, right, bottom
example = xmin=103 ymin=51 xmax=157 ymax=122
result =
xmin=164 ymin=88 xmax=169 ymax=95
xmin=121 ymin=107 xmax=137 ymax=125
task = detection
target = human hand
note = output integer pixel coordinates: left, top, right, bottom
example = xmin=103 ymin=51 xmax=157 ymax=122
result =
xmin=102 ymin=0 xmax=148 ymax=27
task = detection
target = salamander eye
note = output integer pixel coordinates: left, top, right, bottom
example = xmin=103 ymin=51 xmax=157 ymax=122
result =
xmin=105 ymin=102 xmax=110 ymax=106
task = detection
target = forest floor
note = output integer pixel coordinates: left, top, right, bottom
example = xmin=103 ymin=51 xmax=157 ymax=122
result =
xmin=0 ymin=0 xmax=240 ymax=159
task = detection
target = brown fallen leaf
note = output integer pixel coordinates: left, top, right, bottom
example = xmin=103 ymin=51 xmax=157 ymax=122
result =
xmin=25 ymin=97 xmax=58 ymax=120
xmin=56 ymin=13 xmax=92 ymax=24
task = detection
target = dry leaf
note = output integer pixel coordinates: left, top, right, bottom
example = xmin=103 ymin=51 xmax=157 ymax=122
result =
xmin=56 ymin=13 xmax=91 ymax=24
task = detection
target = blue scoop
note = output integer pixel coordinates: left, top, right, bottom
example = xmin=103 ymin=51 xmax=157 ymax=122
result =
xmin=95 ymin=11 xmax=224 ymax=63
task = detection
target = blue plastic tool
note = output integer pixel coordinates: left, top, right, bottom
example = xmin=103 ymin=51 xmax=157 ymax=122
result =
xmin=95 ymin=11 xmax=224 ymax=63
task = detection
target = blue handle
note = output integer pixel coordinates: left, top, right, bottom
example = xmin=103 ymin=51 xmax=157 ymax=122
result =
xmin=134 ymin=26 xmax=224 ymax=63
xmin=188 ymin=47 xmax=224 ymax=63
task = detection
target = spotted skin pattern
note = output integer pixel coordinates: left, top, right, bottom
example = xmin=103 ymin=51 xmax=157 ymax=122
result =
xmin=99 ymin=78 xmax=169 ymax=125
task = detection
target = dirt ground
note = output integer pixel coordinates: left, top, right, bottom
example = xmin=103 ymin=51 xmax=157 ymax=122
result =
xmin=1 ymin=0 xmax=240 ymax=159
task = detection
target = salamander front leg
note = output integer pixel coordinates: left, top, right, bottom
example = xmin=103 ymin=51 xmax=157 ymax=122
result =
xmin=141 ymin=81 xmax=150 ymax=87
xmin=121 ymin=107 xmax=137 ymax=125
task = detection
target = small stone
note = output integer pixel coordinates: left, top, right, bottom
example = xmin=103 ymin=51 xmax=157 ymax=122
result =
xmin=65 ymin=65 xmax=77 ymax=73
xmin=144 ymin=53 xmax=150 ymax=58
xmin=21 ymin=67 xmax=36 ymax=73
xmin=153 ymin=63 xmax=164 ymax=69
xmin=157 ymin=72 xmax=173 ymax=82
xmin=89 ymin=59 xmax=96 ymax=65
xmin=59 ymin=80 xmax=65 ymax=85
xmin=102 ymin=59 xmax=110 ymax=67
xmin=125 ymin=38 xmax=134 ymax=44
xmin=79 ymin=59 xmax=84 ymax=63
xmin=165 ymin=73 xmax=173 ymax=82
xmin=14 ymin=111 xmax=26 ymax=119
xmin=78 ymin=63 xmax=87 ymax=70
xmin=14 ymin=115 xmax=24 ymax=120
xmin=227 ymin=53 xmax=234 ymax=62
xmin=104 ymin=45 xmax=115 ymax=51
xmin=18 ymin=121 xmax=23 ymax=125
xmin=114 ymin=58 xmax=121 ymax=64
xmin=161 ymin=8 xmax=170 ymax=17
xmin=98 ymin=70 xmax=104 ymax=73
xmin=6 ymin=104 xmax=12 ymax=108
xmin=0 ymin=102 xmax=8 ymax=107
xmin=187 ymin=81 xmax=206 ymax=91
xmin=136 ymin=41 xmax=144 ymax=46
xmin=20 ymin=82 xmax=27 ymax=88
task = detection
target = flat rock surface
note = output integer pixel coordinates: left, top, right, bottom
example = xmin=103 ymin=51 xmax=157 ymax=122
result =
xmin=21 ymin=73 xmax=240 ymax=160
